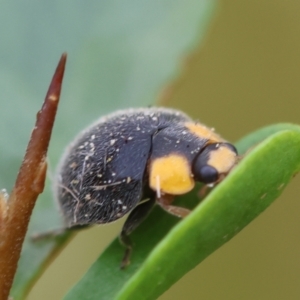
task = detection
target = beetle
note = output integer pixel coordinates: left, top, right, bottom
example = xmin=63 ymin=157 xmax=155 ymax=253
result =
xmin=55 ymin=107 xmax=238 ymax=268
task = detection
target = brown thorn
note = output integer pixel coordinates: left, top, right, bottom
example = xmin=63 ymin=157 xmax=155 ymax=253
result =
xmin=0 ymin=53 xmax=67 ymax=300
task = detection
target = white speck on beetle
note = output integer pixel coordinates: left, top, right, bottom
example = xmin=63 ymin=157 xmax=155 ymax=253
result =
xmin=69 ymin=162 xmax=77 ymax=169
xmin=91 ymin=181 xmax=123 ymax=190
xmin=156 ymin=175 xmax=161 ymax=199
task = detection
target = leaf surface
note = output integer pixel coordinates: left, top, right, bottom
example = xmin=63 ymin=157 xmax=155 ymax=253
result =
xmin=65 ymin=125 xmax=300 ymax=299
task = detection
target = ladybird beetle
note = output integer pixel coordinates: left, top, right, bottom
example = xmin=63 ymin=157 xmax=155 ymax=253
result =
xmin=55 ymin=107 xmax=238 ymax=268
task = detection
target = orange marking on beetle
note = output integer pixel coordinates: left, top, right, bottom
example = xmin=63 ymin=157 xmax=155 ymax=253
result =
xmin=185 ymin=122 xmax=223 ymax=143
xmin=149 ymin=153 xmax=194 ymax=195
xmin=207 ymin=146 xmax=237 ymax=174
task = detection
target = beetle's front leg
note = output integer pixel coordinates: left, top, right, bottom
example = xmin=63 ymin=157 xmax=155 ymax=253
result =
xmin=156 ymin=194 xmax=191 ymax=218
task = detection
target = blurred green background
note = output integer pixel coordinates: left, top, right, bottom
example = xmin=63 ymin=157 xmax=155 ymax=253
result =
xmin=1 ymin=0 xmax=299 ymax=299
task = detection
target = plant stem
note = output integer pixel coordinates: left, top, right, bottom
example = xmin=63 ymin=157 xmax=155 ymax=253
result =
xmin=0 ymin=54 xmax=67 ymax=299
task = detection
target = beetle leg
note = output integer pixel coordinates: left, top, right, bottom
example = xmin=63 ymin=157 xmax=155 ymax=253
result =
xmin=156 ymin=194 xmax=191 ymax=218
xmin=31 ymin=228 xmax=66 ymax=241
xmin=198 ymin=184 xmax=209 ymax=198
xmin=119 ymin=197 xmax=156 ymax=269
xmin=31 ymin=224 xmax=89 ymax=241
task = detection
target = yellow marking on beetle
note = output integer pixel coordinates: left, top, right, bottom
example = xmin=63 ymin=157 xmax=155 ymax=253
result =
xmin=185 ymin=122 xmax=223 ymax=143
xmin=207 ymin=146 xmax=237 ymax=174
xmin=149 ymin=154 xmax=194 ymax=195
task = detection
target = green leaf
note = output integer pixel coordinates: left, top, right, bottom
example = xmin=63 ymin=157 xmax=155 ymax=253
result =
xmin=64 ymin=125 xmax=300 ymax=300
xmin=3 ymin=1 xmax=217 ymax=298
xmin=236 ymin=123 xmax=300 ymax=154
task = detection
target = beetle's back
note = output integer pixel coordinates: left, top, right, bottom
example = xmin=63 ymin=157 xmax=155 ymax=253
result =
xmin=55 ymin=108 xmax=191 ymax=227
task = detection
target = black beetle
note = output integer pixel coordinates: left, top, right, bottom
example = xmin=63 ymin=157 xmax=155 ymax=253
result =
xmin=55 ymin=107 xmax=238 ymax=268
